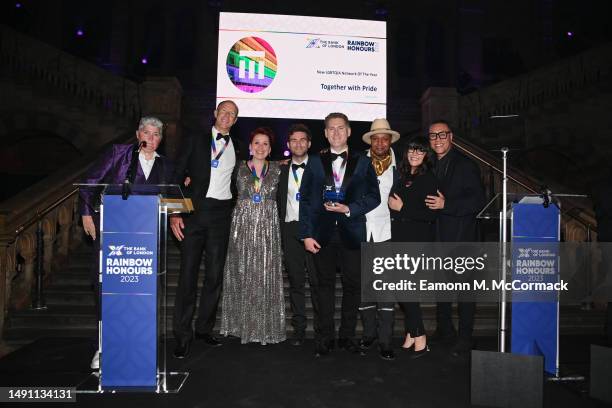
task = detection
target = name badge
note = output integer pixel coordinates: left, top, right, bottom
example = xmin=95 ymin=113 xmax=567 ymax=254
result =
xmin=252 ymin=193 xmax=262 ymax=203
xmin=295 ymin=192 xmax=301 ymax=201
xmin=211 ymin=159 xmax=219 ymax=168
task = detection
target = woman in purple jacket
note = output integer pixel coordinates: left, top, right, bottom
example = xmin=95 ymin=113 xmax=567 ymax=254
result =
xmin=79 ymin=116 xmax=172 ymax=370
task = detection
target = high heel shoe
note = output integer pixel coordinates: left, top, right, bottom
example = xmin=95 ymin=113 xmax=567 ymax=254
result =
xmin=400 ymin=339 xmax=415 ymax=351
xmin=411 ymin=345 xmax=430 ymax=359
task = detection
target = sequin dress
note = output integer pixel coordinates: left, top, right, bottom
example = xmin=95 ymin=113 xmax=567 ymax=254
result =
xmin=220 ymin=161 xmax=286 ymax=344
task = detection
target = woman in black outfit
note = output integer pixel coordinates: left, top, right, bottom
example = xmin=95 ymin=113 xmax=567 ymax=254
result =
xmin=388 ymin=136 xmax=438 ymax=357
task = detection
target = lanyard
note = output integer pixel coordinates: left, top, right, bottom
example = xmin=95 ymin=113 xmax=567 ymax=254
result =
xmin=291 ymin=165 xmax=304 ymax=189
xmin=248 ymin=161 xmax=269 ymax=193
xmin=210 ymin=133 xmax=230 ymax=161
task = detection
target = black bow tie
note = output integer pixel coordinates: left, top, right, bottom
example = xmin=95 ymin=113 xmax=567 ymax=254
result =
xmin=330 ymin=151 xmax=347 ymax=161
xmin=291 ymin=163 xmax=306 ymax=170
xmin=216 ymin=133 xmax=229 ymax=142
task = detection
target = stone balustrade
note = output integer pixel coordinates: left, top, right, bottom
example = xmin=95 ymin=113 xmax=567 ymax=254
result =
xmin=0 ymin=24 xmax=141 ymax=120
xmin=453 ymin=137 xmax=596 ymax=244
xmin=457 ymin=42 xmax=612 ymax=138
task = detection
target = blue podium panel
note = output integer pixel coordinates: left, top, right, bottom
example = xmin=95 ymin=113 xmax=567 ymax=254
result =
xmin=101 ymin=195 xmax=158 ymax=387
xmin=511 ymin=203 xmax=560 ymax=376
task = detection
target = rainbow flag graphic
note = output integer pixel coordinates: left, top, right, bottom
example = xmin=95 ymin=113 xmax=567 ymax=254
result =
xmin=226 ymin=37 xmax=277 ymax=93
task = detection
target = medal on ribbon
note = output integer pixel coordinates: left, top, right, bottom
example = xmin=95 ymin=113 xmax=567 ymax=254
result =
xmin=249 ymin=160 xmax=269 ymax=203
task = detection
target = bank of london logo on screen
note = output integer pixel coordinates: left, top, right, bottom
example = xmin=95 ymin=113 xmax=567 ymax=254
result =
xmin=226 ymin=37 xmax=277 ymax=93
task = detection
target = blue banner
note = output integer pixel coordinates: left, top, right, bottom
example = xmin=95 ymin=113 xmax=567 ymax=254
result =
xmin=511 ymin=202 xmax=559 ymax=376
xmin=100 ymin=194 xmax=158 ymax=387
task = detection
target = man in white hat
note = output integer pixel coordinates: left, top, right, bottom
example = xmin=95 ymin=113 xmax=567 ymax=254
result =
xmin=359 ymin=118 xmax=401 ymax=360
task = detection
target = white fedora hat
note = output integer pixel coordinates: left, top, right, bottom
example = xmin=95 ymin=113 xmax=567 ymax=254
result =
xmin=362 ymin=118 xmax=400 ymax=144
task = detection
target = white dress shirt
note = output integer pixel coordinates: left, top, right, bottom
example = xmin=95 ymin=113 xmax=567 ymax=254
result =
xmin=365 ymin=149 xmax=396 ymax=242
xmin=138 ymin=151 xmax=160 ymax=180
xmin=285 ymin=156 xmax=308 ymax=222
xmin=206 ymin=126 xmax=236 ymax=200
xmin=330 ymin=148 xmax=348 ymax=188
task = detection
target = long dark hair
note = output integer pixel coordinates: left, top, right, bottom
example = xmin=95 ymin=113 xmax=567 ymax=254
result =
xmin=399 ymin=136 xmax=435 ymax=180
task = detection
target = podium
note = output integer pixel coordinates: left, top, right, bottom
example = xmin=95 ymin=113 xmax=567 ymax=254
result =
xmin=478 ymin=193 xmax=560 ymax=375
xmin=75 ymin=183 xmax=192 ymax=393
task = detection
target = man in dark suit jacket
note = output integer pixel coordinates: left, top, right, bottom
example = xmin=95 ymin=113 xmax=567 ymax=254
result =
xmin=79 ymin=116 xmax=171 ymax=369
xmin=277 ymin=123 xmax=316 ymax=346
xmin=170 ymin=100 xmax=248 ymax=358
xmin=299 ymin=112 xmax=381 ymax=356
xmin=425 ymin=119 xmax=485 ymax=356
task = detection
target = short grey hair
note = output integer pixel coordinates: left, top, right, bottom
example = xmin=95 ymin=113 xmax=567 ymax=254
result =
xmin=138 ymin=116 xmax=164 ymax=138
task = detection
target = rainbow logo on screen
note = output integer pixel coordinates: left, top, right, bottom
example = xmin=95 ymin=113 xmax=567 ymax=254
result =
xmin=226 ymin=37 xmax=277 ymax=93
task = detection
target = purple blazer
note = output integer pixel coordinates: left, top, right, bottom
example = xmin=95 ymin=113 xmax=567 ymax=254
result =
xmin=79 ymin=143 xmax=172 ymax=216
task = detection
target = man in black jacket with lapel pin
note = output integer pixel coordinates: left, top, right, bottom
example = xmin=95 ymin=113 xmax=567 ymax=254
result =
xmin=277 ymin=123 xmax=316 ymax=346
xmin=299 ymin=112 xmax=381 ymax=356
xmin=170 ymin=100 xmax=248 ymax=358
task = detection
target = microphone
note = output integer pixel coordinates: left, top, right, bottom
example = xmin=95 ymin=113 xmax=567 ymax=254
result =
xmin=122 ymin=141 xmax=144 ymax=200
xmin=540 ymin=186 xmax=552 ymax=208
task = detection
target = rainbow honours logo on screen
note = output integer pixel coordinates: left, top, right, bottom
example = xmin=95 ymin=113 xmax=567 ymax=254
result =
xmin=226 ymin=37 xmax=277 ymax=93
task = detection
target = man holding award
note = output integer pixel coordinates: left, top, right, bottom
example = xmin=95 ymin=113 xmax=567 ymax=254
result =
xmin=299 ymin=112 xmax=380 ymax=356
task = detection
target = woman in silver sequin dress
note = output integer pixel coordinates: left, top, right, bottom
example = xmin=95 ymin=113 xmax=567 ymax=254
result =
xmin=220 ymin=127 xmax=286 ymax=344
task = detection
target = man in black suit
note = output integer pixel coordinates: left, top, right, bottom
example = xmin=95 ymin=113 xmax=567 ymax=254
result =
xmin=299 ymin=112 xmax=381 ymax=356
xmin=277 ymin=124 xmax=316 ymax=346
xmin=425 ymin=120 xmax=485 ymax=356
xmin=170 ymin=100 xmax=248 ymax=358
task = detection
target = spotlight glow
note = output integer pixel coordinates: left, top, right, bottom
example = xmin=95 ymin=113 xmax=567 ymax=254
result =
xmin=15 ymin=3 xmax=22 ymax=8
xmin=76 ymin=29 xmax=84 ymax=37
xmin=283 ymin=150 xmax=290 ymax=157
xmin=141 ymin=57 xmax=148 ymax=64
xmin=567 ymin=31 xmax=573 ymax=37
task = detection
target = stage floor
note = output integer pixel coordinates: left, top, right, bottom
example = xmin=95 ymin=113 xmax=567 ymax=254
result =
xmin=0 ymin=335 xmax=608 ymax=407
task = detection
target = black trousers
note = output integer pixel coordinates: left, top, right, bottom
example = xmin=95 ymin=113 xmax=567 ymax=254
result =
xmin=399 ymin=302 xmax=426 ymax=337
xmin=436 ymin=301 xmax=475 ymax=339
xmin=172 ymin=199 xmax=233 ymax=341
xmin=281 ymin=221 xmax=318 ymax=335
xmin=311 ymin=230 xmax=361 ymax=341
xmin=361 ymin=301 xmax=425 ymax=346
xmin=360 ymin=238 xmax=395 ymax=346
xmin=360 ymin=302 xmax=395 ymax=346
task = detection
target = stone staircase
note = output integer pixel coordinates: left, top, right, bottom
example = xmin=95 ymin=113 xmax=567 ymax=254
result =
xmin=3 ymin=236 xmax=605 ymax=347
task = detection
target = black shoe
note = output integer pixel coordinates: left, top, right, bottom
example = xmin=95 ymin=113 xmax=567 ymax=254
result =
xmin=379 ymin=344 xmax=395 ymax=361
xmin=290 ymin=334 xmax=305 ymax=346
xmin=359 ymin=336 xmax=377 ymax=350
xmin=173 ymin=339 xmax=191 ymax=359
xmin=314 ymin=339 xmax=334 ymax=357
xmin=337 ymin=338 xmax=360 ymax=354
xmin=451 ymin=337 xmax=473 ymax=357
xmin=429 ymin=329 xmax=457 ymax=344
xmin=195 ymin=332 xmax=223 ymax=347
xmin=411 ymin=345 xmax=430 ymax=359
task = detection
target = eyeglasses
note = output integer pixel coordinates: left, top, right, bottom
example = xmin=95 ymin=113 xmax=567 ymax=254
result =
xmin=408 ymin=147 xmax=426 ymax=155
xmin=428 ymin=131 xmax=451 ymax=140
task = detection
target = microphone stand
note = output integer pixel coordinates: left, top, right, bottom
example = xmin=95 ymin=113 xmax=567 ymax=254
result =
xmin=122 ymin=141 xmax=145 ymax=200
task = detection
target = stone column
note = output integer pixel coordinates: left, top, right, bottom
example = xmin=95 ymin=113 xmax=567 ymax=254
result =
xmin=140 ymin=77 xmax=183 ymax=160
xmin=57 ymin=201 xmax=74 ymax=260
xmin=71 ymin=197 xmax=84 ymax=251
xmin=42 ymin=217 xmax=57 ymax=278
xmin=15 ymin=231 xmax=36 ymax=309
